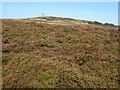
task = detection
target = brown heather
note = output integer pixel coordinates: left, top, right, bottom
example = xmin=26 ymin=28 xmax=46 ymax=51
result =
xmin=2 ymin=17 xmax=119 ymax=88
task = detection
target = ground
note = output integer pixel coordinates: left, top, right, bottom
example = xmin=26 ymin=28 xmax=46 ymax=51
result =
xmin=2 ymin=17 xmax=119 ymax=88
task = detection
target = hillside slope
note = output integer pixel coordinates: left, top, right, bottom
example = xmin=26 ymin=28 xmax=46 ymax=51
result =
xmin=2 ymin=17 xmax=119 ymax=88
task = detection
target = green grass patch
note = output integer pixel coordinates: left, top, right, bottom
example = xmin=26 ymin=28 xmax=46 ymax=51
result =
xmin=37 ymin=71 xmax=53 ymax=83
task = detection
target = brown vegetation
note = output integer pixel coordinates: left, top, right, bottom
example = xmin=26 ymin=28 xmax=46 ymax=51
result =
xmin=2 ymin=18 xmax=119 ymax=88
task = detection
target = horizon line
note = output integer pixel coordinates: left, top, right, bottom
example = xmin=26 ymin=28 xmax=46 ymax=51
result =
xmin=1 ymin=15 xmax=118 ymax=26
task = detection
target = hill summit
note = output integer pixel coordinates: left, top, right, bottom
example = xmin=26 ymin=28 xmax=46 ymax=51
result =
xmin=26 ymin=16 xmax=115 ymax=26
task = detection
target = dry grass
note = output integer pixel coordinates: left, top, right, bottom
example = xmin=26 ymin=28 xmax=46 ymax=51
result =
xmin=2 ymin=19 xmax=119 ymax=88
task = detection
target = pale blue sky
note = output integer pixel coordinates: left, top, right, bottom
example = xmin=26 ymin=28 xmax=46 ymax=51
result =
xmin=2 ymin=2 xmax=118 ymax=25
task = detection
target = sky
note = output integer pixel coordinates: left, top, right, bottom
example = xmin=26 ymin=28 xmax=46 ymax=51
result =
xmin=2 ymin=2 xmax=118 ymax=25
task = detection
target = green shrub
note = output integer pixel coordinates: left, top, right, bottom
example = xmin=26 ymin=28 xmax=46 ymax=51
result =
xmin=38 ymin=71 xmax=53 ymax=83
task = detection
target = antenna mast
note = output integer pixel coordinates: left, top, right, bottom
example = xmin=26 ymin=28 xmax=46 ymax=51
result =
xmin=42 ymin=13 xmax=44 ymax=17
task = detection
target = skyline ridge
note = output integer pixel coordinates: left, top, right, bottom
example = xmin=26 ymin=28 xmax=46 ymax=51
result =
xmin=2 ymin=2 xmax=118 ymax=25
